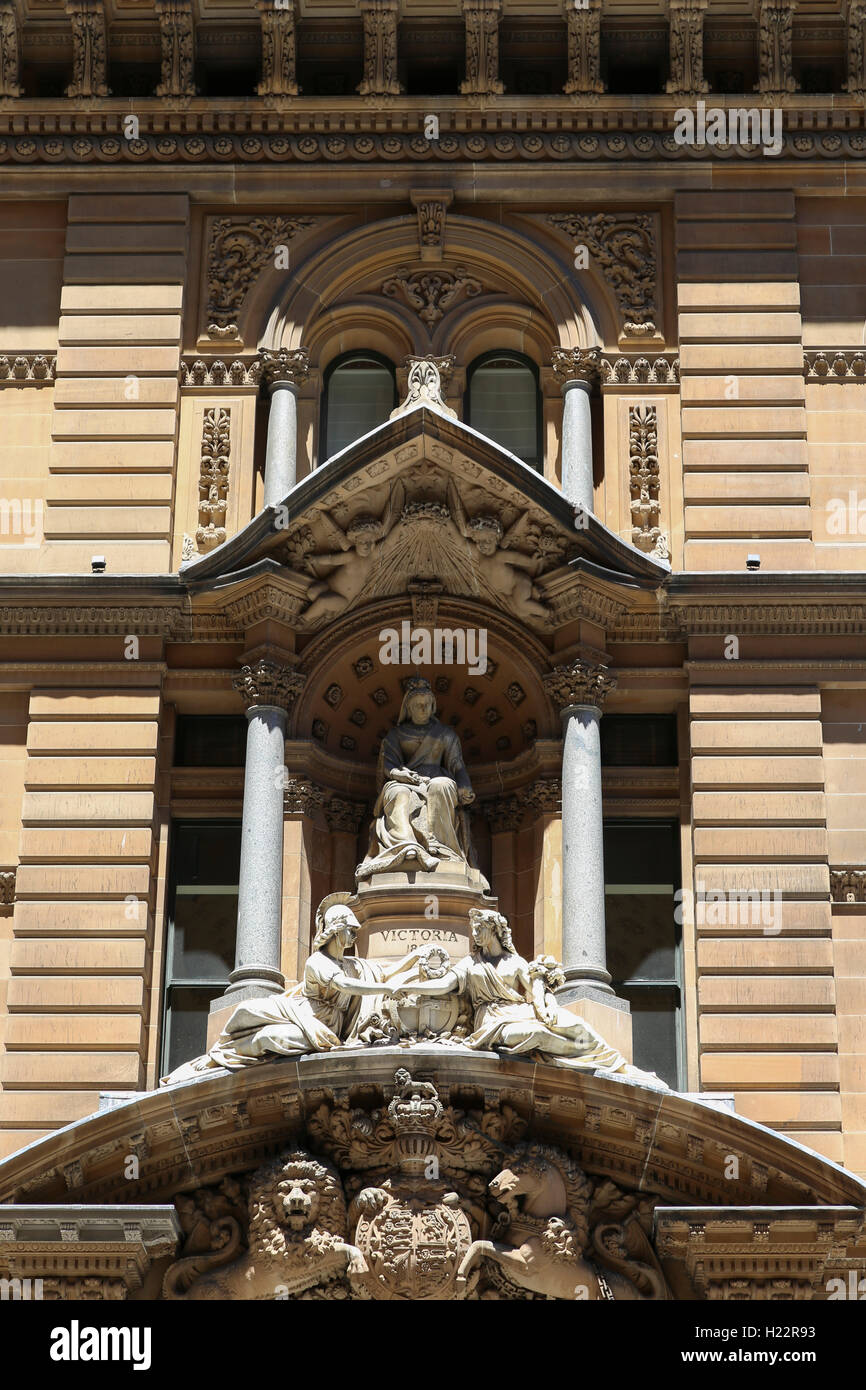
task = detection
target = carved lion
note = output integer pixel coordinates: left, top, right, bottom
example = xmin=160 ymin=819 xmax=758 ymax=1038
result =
xmin=164 ymin=1150 xmax=367 ymax=1300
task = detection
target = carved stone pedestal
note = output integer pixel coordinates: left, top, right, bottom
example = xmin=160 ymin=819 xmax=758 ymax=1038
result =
xmin=351 ymin=865 xmax=496 ymax=963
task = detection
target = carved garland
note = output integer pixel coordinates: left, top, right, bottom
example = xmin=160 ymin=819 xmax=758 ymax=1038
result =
xmin=205 ymin=216 xmax=316 ymax=340
xmin=381 ymin=265 xmax=485 ymax=328
xmin=547 ymin=213 xmax=659 ymax=337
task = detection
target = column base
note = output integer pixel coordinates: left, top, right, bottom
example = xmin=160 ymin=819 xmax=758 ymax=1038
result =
xmin=555 ymin=984 xmax=633 ymax=1064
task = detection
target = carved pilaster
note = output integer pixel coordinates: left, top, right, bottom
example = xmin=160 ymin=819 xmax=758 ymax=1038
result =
xmin=196 ymin=406 xmax=231 ymax=553
xmin=629 ymin=403 xmax=668 ymax=561
xmin=283 ymin=778 xmax=325 ymax=817
xmin=562 ymin=0 xmax=604 ymax=97
xmin=460 ymin=0 xmax=504 ymax=96
xmin=665 ymin=0 xmax=709 ymax=96
xmin=256 ymin=0 xmax=300 ymax=100
xmin=155 ymin=0 xmax=197 ymax=99
xmin=845 ymin=0 xmax=866 ymax=97
xmin=754 ymin=0 xmax=798 ymax=96
xmin=357 ymin=0 xmax=403 ymax=98
xmin=0 ymin=3 xmax=23 ymax=97
xmin=551 ymin=347 xmax=602 ymax=387
xmin=259 ymin=347 xmax=310 ymax=391
xmin=66 ymin=0 xmax=110 ymax=98
xmin=543 ymin=659 xmax=616 ymax=713
xmin=233 ymin=660 xmax=305 ymax=712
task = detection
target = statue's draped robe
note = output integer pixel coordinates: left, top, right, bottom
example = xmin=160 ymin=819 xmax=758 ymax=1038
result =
xmin=357 ymin=718 xmax=475 ymax=878
xmin=453 ymin=953 xmax=628 ymax=1073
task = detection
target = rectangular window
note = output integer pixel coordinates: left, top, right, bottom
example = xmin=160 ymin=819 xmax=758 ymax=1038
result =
xmin=601 ymin=714 xmax=678 ymax=768
xmin=161 ymin=820 xmax=241 ymax=1075
xmin=604 ymin=820 xmax=683 ymax=1089
xmin=174 ymin=714 xmax=247 ymax=768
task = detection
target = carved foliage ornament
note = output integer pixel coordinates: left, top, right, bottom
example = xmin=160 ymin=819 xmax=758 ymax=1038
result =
xmin=391 ymin=355 xmax=457 ymax=418
xmin=206 ymin=216 xmax=315 ymax=340
xmin=358 ymin=0 xmax=403 ymax=98
xmin=0 ymin=354 xmax=55 ymax=383
xmin=461 ymin=0 xmax=504 ymax=95
xmin=0 ymin=868 xmax=15 ymax=905
xmin=65 ymin=0 xmax=109 ymax=99
xmin=830 ymin=869 xmax=866 ymax=903
xmin=260 ymin=347 xmax=310 ymax=390
xmin=547 ymin=213 xmax=659 ymax=338
xmin=196 ymin=406 xmax=231 ymax=553
xmin=233 ymin=660 xmax=305 ymax=712
xmin=562 ymin=0 xmax=604 ymax=97
xmin=382 ymin=265 xmax=484 ymax=329
xmin=755 ymin=0 xmax=799 ymax=96
xmin=543 ymin=658 xmax=616 ymax=712
xmin=155 ymin=0 xmax=197 ymax=99
xmin=0 ymin=1 xmax=22 ymax=97
xmin=666 ymin=0 xmax=709 ymax=97
xmin=846 ymin=0 xmax=866 ymax=96
xmin=181 ymin=358 xmax=262 ymax=388
xmin=256 ymin=0 xmax=299 ymax=100
xmin=551 ymin=346 xmax=601 ymax=386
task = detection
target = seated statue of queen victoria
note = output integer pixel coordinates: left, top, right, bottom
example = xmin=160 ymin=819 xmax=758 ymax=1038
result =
xmin=357 ymin=675 xmax=480 ymax=880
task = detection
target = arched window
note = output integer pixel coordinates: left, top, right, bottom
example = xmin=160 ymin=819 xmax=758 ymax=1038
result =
xmin=322 ymin=351 xmax=397 ymax=460
xmin=465 ymin=352 xmax=542 ymax=468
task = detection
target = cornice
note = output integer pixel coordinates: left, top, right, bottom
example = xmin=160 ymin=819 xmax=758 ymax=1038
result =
xmin=2 ymin=101 xmax=866 ymax=165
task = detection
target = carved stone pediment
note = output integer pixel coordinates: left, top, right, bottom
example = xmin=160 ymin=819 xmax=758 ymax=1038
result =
xmin=182 ymin=408 xmax=667 ymax=638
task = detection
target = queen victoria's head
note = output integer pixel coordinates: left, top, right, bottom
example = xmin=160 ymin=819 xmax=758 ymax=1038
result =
xmin=399 ymin=677 xmax=437 ymax=727
xmin=312 ymin=895 xmax=361 ymax=953
xmin=469 ymin=908 xmax=514 ymax=957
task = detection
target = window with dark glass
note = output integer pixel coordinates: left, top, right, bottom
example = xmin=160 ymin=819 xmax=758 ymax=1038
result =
xmin=465 ymin=352 xmax=542 ymax=468
xmin=604 ymin=820 xmax=683 ymax=1089
xmin=174 ymin=714 xmax=248 ymax=768
xmin=322 ymin=352 xmax=397 ymax=459
xmin=161 ymin=821 xmax=241 ymax=1075
xmin=601 ymin=714 xmax=678 ymax=768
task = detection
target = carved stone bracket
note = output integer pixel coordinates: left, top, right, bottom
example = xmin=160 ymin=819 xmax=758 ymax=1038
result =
xmin=461 ymin=0 xmax=504 ymax=95
xmin=755 ymin=0 xmax=799 ymax=96
xmin=547 ymin=213 xmax=660 ymax=338
xmin=629 ymin=403 xmax=669 ymax=560
xmin=205 ymin=216 xmax=315 ymax=341
xmin=551 ymin=346 xmax=602 ymax=387
xmin=830 ymin=868 xmax=866 ymax=903
xmin=410 ymin=189 xmax=453 ymax=262
xmin=543 ymin=658 xmax=617 ymax=712
xmin=666 ymin=0 xmax=709 ymax=97
xmin=846 ymin=0 xmax=866 ymax=96
xmin=0 ymin=867 xmax=15 ymax=906
xmin=155 ymin=0 xmax=197 ymax=99
xmin=0 ymin=2 xmax=23 ymax=97
xmin=233 ymin=660 xmax=306 ymax=712
xmin=196 ymin=407 xmax=231 ymax=553
xmin=260 ymin=347 xmax=310 ymax=392
xmin=256 ymin=0 xmax=299 ymax=101
xmin=65 ymin=0 xmax=110 ymax=99
xmin=381 ymin=265 xmax=484 ymax=330
xmin=562 ymin=0 xmax=604 ymax=97
xmin=357 ymin=0 xmax=404 ymax=98
xmin=391 ymin=355 xmax=458 ymax=418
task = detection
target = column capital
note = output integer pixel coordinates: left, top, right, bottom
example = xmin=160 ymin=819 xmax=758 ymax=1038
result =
xmin=520 ymin=778 xmax=563 ymax=814
xmin=324 ymin=795 xmax=367 ymax=833
xmin=233 ymin=659 xmax=305 ymax=712
xmin=551 ymin=347 xmax=601 ymax=388
xmin=543 ymin=658 xmax=616 ymax=713
xmin=284 ymin=777 xmax=325 ymax=817
xmin=483 ymin=796 xmax=524 ymax=833
xmin=259 ymin=347 xmax=309 ymax=391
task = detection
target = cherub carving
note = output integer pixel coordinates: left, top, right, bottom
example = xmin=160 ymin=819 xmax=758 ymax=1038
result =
xmin=300 ymin=480 xmax=405 ymax=626
xmin=446 ymin=481 xmax=550 ymax=624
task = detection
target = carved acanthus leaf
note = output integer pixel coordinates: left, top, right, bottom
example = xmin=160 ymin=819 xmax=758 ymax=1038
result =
xmin=357 ymin=0 xmax=403 ymax=98
xmin=665 ymin=0 xmax=709 ymax=97
xmin=233 ymin=660 xmax=305 ymax=711
xmin=543 ymin=659 xmax=617 ymax=712
xmin=65 ymin=0 xmax=110 ymax=99
xmin=0 ymin=2 xmax=23 ymax=97
xmin=562 ymin=0 xmax=604 ymax=96
xmin=755 ymin=0 xmax=799 ymax=96
xmin=381 ymin=265 xmax=484 ymax=329
xmin=629 ymin=402 xmax=668 ymax=559
xmin=195 ymin=407 xmax=231 ymax=553
xmin=256 ymin=0 xmax=299 ymax=100
xmin=461 ymin=0 xmax=504 ymax=94
xmin=155 ymin=0 xmax=197 ymax=98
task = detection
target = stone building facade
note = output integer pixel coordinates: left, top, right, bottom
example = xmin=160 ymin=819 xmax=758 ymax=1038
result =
xmin=0 ymin=0 xmax=864 ymax=1302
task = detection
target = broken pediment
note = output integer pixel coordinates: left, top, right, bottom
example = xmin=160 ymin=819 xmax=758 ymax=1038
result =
xmin=183 ymin=406 xmax=667 ymax=637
